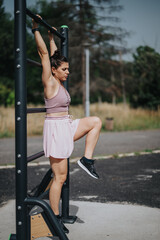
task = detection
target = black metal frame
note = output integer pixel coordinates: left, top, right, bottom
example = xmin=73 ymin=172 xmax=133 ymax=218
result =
xmin=11 ymin=1 xmax=75 ymax=239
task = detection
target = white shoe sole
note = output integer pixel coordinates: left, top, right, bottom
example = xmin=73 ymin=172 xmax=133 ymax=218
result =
xmin=77 ymin=160 xmax=99 ymax=179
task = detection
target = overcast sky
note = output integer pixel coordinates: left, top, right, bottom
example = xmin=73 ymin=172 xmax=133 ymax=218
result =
xmin=4 ymin=0 xmax=160 ymax=61
xmin=117 ymin=0 xmax=160 ymax=60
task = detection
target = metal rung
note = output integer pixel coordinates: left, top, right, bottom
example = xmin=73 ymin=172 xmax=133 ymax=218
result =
xmin=27 ymin=151 xmax=44 ymax=163
xmin=27 ymin=108 xmax=46 ymax=114
xmin=27 ymin=58 xmax=42 ymax=68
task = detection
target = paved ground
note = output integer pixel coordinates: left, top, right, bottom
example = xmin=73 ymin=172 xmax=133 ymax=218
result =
xmin=0 ymin=130 xmax=160 ymax=240
xmin=0 ymin=129 xmax=160 ymax=165
xmin=1 ymin=153 xmax=160 ymax=208
xmin=1 ymin=200 xmax=160 ymax=240
xmin=1 ymin=153 xmax=160 ymax=240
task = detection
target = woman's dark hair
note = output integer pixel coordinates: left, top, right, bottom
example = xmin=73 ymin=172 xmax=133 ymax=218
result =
xmin=50 ymin=50 xmax=68 ymax=69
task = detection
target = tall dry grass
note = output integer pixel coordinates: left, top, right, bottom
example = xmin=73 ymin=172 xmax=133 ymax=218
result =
xmin=0 ymin=105 xmax=44 ymax=137
xmin=0 ymin=106 xmax=15 ymax=137
xmin=0 ymin=103 xmax=160 ymax=138
xmin=88 ymin=103 xmax=160 ymax=131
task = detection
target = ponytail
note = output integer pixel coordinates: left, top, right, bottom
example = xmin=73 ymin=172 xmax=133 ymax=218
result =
xmin=50 ymin=50 xmax=68 ymax=69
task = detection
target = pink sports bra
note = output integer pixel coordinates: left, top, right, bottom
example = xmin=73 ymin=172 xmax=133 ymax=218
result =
xmin=44 ymin=84 xmax=71 ymax=114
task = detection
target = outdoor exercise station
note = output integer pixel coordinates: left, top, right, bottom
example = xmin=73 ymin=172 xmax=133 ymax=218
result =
xmin=6 ymin=1 xmax=160 ymax=240
xmin=10 ymin=1 xmax=74 ymax=239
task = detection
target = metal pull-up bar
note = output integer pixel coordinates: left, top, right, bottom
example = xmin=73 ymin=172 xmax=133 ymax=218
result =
xmin=26 ymin=8 xmax=65 ymax=41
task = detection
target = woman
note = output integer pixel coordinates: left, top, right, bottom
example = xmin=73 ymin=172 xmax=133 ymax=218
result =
xmin=32 ymin=17 xmax=102 ymax=233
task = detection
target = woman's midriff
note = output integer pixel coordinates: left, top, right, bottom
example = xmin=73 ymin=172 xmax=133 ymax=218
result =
xmin=46 ymin=112 xmax=69 ymax=117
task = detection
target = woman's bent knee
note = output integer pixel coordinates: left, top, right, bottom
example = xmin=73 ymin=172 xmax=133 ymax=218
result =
xmin=93 ymin=116 xmax=102 ymax=129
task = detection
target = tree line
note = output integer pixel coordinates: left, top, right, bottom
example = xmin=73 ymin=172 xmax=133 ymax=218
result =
xmin=0 ymin=0 xmax=160 ymax=110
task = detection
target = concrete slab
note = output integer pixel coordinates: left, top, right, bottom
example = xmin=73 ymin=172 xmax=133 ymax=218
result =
xmin=0 ymin=200 xmax=15 ymax=240
xmin=1 ymin=200 xmax=160 ymax=240
xmin=67 ymin=201 xmax=160 ymax=240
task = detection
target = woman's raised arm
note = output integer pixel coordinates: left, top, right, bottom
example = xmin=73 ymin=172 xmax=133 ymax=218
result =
xmin=48 ymin=28 xmax=58 ymax=56
xmin=32 ymin=17 xmax=52 ymax=87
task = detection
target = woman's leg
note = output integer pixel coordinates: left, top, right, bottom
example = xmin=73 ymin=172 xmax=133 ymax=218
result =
xmin=49 ymin=157 xmax=67 ymax=215
xmin=74 ymin=116 xmax=102 ymax=179
xmin=74 ymin=116 xmax=102 ymax=159
xmin=49 ymin=157 xmax=69 ymax=233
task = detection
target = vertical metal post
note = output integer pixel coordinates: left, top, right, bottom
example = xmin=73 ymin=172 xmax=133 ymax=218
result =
xmin=60 ymin=25 xmax=69 ymax=219
xmin=14 ymin=0 xmax=28 ymax=239
xmin=60 ymin=25 xmax=69 ymax=90
xmin=60 ymin=26 xmax=77 ymax=224
xmin=85 ymin=48 xmax=90 ymax=117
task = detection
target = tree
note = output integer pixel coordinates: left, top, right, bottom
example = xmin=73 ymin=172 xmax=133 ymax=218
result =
xmin=0 ymin=0 xmax=127 ymax=106
xmin=0 ymin=0 xmax=14 ymax=106
xmin=68 ymin=0 xmax=126 ymax=105
xmin=130 ymin=46 xmax=160 ymax=109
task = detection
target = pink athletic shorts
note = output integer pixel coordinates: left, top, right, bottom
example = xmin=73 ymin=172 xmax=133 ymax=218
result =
xmin=43 ymin=115 xmax=80 ymax=159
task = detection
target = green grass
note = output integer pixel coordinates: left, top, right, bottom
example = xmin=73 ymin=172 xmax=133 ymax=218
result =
xmin=0 ymin=131 xmax=14 ymax=138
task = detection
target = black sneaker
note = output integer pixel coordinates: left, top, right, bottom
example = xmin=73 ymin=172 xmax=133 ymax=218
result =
xmin=78 ymin=157 xmax=99 ymax=179
xmin=56 ymin=215 xmax=69 ymax=234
